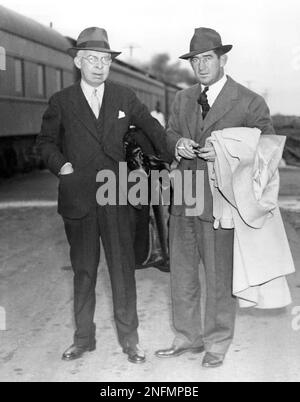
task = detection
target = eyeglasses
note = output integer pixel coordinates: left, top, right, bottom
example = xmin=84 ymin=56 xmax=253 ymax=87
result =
xmin=82 ymin=55 xmax=112 ymax=66
xmin=190 ymin=56 xmax=213 ymax=66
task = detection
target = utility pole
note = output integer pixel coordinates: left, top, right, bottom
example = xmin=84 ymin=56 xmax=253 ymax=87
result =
xmin=123 ymin=43 xmax=140 ymax=59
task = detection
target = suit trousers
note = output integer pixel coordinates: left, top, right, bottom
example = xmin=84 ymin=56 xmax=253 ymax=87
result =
xmin=169 ymin=215 xmax=236 ymax=355
xmin=63 ymin=204 xmax=139 ymax=349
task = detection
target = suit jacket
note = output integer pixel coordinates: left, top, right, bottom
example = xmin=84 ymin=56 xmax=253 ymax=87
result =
xmin=37 ymin=80 xmax=171 ymax=219
xmin=166 ymin=76 xmax=275 ymax=221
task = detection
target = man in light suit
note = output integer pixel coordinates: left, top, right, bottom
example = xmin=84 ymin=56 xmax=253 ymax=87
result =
xmin=155 ymin=28 xmax=275 ymax=368
xmin=37 ymin=27 xmax=170 ymax=364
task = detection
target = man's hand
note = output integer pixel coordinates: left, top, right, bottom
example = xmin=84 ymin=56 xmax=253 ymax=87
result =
xmin=176 ymin=138 xmax=199 ymax=160
xmin=59 ymin=162 xmax=74 ymax=175
xmin=196 ymin=146 xmax=216 ymax=162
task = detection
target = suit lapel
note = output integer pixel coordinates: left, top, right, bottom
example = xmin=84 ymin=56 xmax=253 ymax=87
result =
xmin=184 ymin=84 xmax=203 ymax=139
xmin=101 ymin=81 xmax=120 ymax=141
xmin=70 ymin=83 xmax=100 ymax=142
xmin=203 ymin=76 xmax=239 ymax=133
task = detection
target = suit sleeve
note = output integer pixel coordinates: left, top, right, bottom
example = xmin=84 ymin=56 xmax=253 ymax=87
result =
xmin=165 ymin=92 xmax=183 ymax=157
xmin=36 ymin=95 xmax=68 ymax=176
xmin=246 ymin=95 xmax=275 ymax=135
xmin=128 ymin=90 xmax=173 ymax=163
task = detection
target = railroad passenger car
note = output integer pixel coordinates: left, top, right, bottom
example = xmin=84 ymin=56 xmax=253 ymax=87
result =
xmin=0 ymin=5 xmax=179 ymax=177
xmin=0 ymin=5 xmax=73 ymax=176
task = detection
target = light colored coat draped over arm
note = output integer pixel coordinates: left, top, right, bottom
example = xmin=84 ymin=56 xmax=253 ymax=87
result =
xmin=207 ymin=127 xmax=295 ymax=309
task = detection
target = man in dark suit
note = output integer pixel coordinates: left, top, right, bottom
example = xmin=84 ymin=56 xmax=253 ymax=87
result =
xmin=155 ymin=28 xmax=275 ymax=368
xmin=37 ymin=27 xmax=169 ymax=364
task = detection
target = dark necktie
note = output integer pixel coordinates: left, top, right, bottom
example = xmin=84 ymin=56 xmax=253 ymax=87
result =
xmin=197 ymin=86 xmax=210 ymax=119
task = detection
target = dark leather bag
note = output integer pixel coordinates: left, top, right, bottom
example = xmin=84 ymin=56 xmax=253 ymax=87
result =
xmin=123 ymin=127 xmax=168 ymax=174
xmin=123 ymin=127 xmax=170 ymax=272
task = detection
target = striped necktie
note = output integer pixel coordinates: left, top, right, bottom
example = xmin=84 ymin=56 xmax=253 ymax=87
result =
xmin=91 ymin=88 xmax=101 ymax=118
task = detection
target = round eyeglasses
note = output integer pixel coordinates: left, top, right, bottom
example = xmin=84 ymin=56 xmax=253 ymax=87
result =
xmin=82 ymin=55 xmax=112 ymax=66
xmin=190 ymin=56 xmax=213 ymax=66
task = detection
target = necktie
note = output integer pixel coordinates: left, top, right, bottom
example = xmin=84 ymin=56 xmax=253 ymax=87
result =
xmin=197 ymin=86 xmax=210 ymax=119
xmin=91 ymin=89 xmax=101 ymax=118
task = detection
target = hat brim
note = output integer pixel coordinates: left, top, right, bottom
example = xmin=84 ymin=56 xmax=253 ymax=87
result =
xmin=179 ymin=45 xmax=233 ymax=60
xmin=67 ymin=47 xmax=122 ymax=59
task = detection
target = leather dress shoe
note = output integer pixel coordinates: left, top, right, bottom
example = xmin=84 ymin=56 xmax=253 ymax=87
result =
xmin=202 ymin=352 xmax=224 ymax=368
xmin=123 ymin=344 xmax=146 ymax=364
xmin=62 ymin=343 xmax=96 ymax=361
xmin=155 ymin=345 xmax=205 ymax=358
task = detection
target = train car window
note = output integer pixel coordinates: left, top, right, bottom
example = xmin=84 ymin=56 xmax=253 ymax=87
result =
xmin=14 ymin=58 xmax=25 ymax=96
xmin=56 ymin=69 xmax=63 ymax=91
xmin=0 ymin=46 xmax=6 ymax=71
xmin=37 ymin=64 xmax=46 ymax=97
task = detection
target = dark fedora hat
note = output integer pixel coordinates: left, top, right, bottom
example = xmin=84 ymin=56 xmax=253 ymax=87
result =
xmin=68 ymin=27 xmax=121 ymax=58
xmin=180 ymin=27 xmax=232 ymax=60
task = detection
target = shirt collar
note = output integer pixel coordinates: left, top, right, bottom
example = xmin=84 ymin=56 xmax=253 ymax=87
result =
xmin=80 ymin=79 xmax=104 ymax=99
xmin=205 ymin=74 xmax=227 ymax=106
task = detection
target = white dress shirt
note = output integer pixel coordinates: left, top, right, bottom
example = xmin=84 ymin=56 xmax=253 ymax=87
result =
xmin=205 ymin=74 xmax=227 ymax=107
xmin=80 ymin=79 xmax=105 ymax=115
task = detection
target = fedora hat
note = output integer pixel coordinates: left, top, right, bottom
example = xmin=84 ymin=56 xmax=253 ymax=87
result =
xmin=180 ymin=27 xmax=232 ymax=59
xmin=68 ymin=27 xmax=121 ymax=58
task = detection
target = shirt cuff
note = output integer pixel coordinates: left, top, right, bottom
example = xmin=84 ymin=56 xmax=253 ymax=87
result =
xmin=175 ymin=139 xmax=183 ymax=162
xmin=58 ymin=162 xmax=73 ymax=175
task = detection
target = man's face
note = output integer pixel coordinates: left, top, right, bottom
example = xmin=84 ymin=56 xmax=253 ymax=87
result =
xmin=74 ymin=50 xmax=112 ymax=87
xmin=190 ymin=50 xmax=227 ymax=86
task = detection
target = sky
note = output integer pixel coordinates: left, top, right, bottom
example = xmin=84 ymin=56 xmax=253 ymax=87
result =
xmin=1 ymin=0 xmax=300 ymax=115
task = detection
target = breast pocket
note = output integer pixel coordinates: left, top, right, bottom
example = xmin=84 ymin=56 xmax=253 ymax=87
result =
xmin=116 ymin=115 xmax=130 ymax=130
